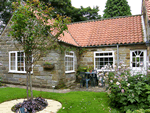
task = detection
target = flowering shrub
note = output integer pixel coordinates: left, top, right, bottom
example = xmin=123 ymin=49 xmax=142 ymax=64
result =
xmin=97 ymin=61 xmax=150 ymax=112
xmin=108 ymin=74 xmax=150 ymax=112
xmin=98 ymin=61 xmax=150 ymax=112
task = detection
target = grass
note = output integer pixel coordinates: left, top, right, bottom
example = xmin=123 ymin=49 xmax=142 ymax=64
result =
xmin=0 ymin=87 xmax=120 ymax=113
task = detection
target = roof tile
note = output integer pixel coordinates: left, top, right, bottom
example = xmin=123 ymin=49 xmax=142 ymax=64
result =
xmin=145 ymin=0 xmax=150 ymax=20
xmin=60 ymin=15 xmax=144 ymax=47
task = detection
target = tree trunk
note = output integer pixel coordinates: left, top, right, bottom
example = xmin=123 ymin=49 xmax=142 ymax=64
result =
xmin=29 ymin=71 xmax=33 ymax=100
xmin=26 ymin=72 xmax=29 ymax=99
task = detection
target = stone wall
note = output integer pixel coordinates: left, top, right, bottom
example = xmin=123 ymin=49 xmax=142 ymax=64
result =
xmin=79 ymin=44 xmax=147 ymax=69
xmin=0 ymin=23 xmax=78 ymax=88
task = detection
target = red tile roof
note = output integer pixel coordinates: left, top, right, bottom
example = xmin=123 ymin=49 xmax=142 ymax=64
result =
xmin=145 ymin=0 xmax=150 ymax=20
xmin=60 ymin=15 xmax=144 ymax=47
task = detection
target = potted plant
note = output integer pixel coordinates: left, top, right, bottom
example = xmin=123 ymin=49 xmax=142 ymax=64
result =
xmin=87 ymin=66 xmax=94 ymax=73
xmin=43 ymin=62 xmax=54 ymax=69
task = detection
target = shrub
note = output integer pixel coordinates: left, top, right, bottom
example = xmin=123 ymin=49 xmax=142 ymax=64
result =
xmin=100 ymin=61 xmax=150 ymax=112
xmin=11 ymin=97 xmax=48 ymax=113
xmin=108 ymin=74 xmax=150 ymax=112
xmin=126 ymin=109 xmax=150 ymax=113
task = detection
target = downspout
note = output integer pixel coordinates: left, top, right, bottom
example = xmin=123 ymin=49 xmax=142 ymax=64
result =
xmin=117 ymin=44 xmax=119 ymax=68
xmin=141 ymin=15 xmax=148 ymax=72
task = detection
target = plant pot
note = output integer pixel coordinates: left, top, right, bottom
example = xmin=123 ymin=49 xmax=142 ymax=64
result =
xmin=43 ymin=64 xmax=54 ymax=69
xmin=90 ymin=70 xmax=92 ymax=73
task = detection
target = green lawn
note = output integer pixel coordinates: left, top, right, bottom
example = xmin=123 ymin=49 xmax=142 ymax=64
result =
xmin=0 ymin=87 xmax=120 ymax=113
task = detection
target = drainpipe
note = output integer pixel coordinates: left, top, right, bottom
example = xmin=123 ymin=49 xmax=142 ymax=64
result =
xmin=117 ymin=44 xmax=119 ymax=68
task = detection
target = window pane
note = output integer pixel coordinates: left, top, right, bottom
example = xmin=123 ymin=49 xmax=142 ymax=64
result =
xmin=109 ymin=58 xmax=113 ymax=62
xmin=100 ymin=58 xmax=103 ymax=62
xmin=104 ymin=58 xmax=108 ymax=62
xmin=137 ymin=63 xmax=139 ymax=67
xmin=140 ymin=52 xmax=143 ymax=56
xmin=10 ymin=53 xmax=16 ymax=70
xmin=109 ymin=53 xmax=112 ymax=55
xmin=104 ymin=53 xmax=108 ymax=56
xmin=100 ymin=53 xmax=103 ymax=56
xmin=11 ymin=53 xmax=15 ymax=61
xmin=133 ymin=57 xmax=135 ymax=62
xmin=70 ymin=53 xmax=73 ymax=56
xmin=96 ymin=53 xmax=100 ymax=56
xmin=11 ymin=61 xmax=15 ymax=70
xmin=132 ymin=63 xmax=136 ymax=67
xmin=132 ymin=52 xmax=136 ymax=56
xmin=140 ymin=57 xmax=143 ymax=62
xmin=136 ymin=57 xmax=140 ymax=62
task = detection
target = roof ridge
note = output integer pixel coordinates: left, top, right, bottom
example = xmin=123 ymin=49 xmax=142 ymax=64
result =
xmin=68 ymin=14 xmax=142 ymax=25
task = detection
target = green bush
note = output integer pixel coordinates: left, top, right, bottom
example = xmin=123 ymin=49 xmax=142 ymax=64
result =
xmin=108 ymin=74 xmax=150 ymax=112
xmin=77 ymin=66 xmax=87 ymax=72
xmin=126 ymin=109 xmax=150 ymax=113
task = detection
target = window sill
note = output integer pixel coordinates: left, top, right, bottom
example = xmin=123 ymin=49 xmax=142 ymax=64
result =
xmin=65 ymin=71 xmax=75 ymax=74
xmin=8 ymin=71 xmax=33 ymax=74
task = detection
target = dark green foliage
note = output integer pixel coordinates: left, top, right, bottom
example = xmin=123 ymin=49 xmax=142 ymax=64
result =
xmin=103 ymin=0 xmax=131 ymax=18
xmin=0 ymin=0 xmax=15 ymax=33
xmin=39 ymin=0 xmax=101 ymax=22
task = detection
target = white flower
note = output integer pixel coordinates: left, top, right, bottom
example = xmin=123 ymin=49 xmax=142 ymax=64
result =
xmin=116 ymin=82 xmax=120 ymax=85
xmin=141 ymin=75 xmax=143 ymax=77
xmin=110 ymin=80 xmax=113 ymax=83
xmin=127 ymin=83 xmax=130 ymax=87
xmin=125 ymin=79 xmax=128 ymax=81
xmin=114 ymin=76 xmax=117 ymax=78
xmin=101 ymin=67 xmax=105 ymax=70
xmin=118 ymin=66 xmax=121 ymax=68
xmin=100 ymin=77 xmax=102 ymax=80
xmin=99 ymin=83 xmax=102 ymax=86
xmin=140 ymin=62 xmax=143 ymax=66
xmin=63 ymin=107 xmax=65 ymax=109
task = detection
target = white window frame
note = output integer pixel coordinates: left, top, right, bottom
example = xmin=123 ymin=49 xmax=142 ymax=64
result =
xmin=94 ymin=51 xmax=115 ymax=71
xmin=130 ymin=50 xmax=147 ymax=75
xmin=9 ymin=51 xmax=33 ymax=73
xmin=65 ymin=51 xmax=75 ymax=73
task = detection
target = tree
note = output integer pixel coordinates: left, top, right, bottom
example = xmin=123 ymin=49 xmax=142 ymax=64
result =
xmin=103 ymin=0 xmax=131 ymax=18
xmin=39 ymin=0 xmax=101 ymax=22
xmin=9 ymin=0 xmax=70 ymax=100
xmin=0 ymin=0 xmax=15 ymax=34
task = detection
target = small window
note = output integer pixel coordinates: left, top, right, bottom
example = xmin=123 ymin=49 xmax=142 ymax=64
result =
xmin=94 ymin=51 xmax=114 ymax=70
xmin=9 ymin=51 xmax=32 ymax=73
xmin=65 ymin=51 xmax=74 ymax=73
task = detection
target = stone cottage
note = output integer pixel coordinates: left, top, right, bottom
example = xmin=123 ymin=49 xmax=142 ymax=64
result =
xmin=0 ymin=0 xmax=150 ymax=88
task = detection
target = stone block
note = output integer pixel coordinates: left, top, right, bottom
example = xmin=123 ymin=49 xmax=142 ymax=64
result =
xmin=35 ymin=76 xmax=52 ymax=80
xmin=38 ymin=67 xmax=43 ymax=72
xmin=8 ymin=78 xmax=19 ymax=82
xmin=13 ymin=75 xmax=27 ymax=79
